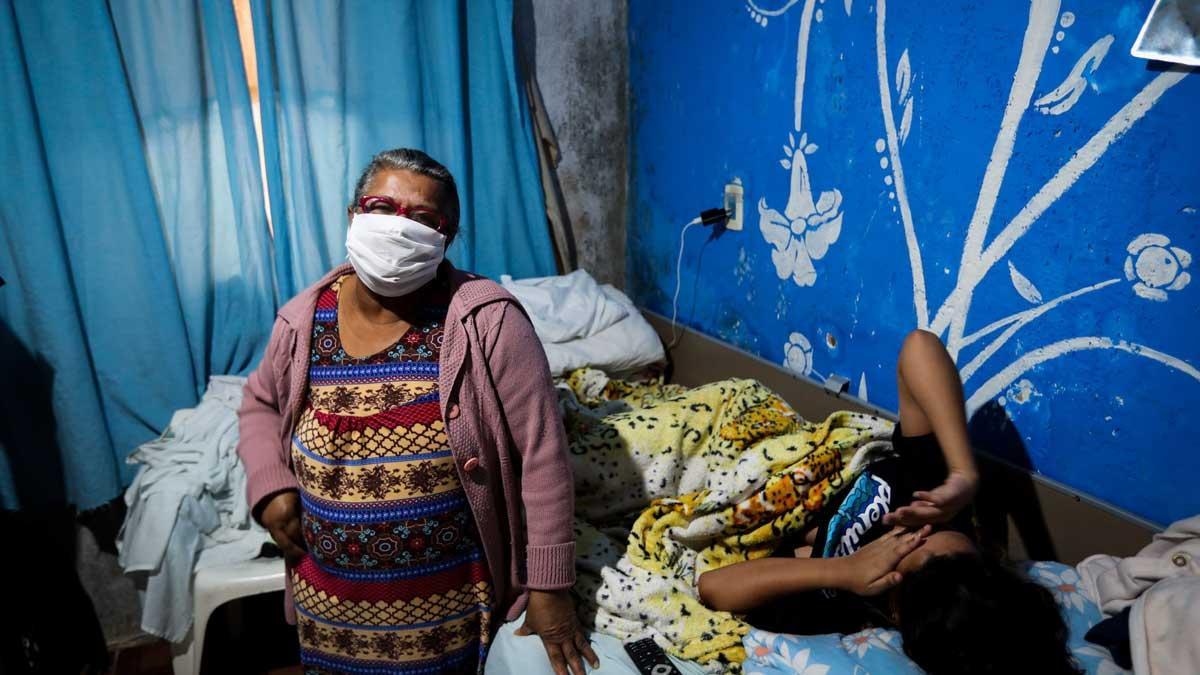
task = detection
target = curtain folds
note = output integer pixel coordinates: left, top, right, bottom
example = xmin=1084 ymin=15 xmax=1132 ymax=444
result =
xmin=251 ymin=0 xmax=556 ymax=298
xmin=0 ymin=0 xmax=274 ymax=510
xmin=0 ymin=0 xmax=551 ymax=510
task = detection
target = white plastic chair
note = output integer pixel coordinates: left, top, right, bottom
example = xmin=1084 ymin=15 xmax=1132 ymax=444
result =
xmin=170 ymin=556 xmax=287 ymax=675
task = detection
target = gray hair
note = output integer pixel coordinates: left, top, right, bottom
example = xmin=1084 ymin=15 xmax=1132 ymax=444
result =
xmin=351 ymin=148 xmax=461 ymax=235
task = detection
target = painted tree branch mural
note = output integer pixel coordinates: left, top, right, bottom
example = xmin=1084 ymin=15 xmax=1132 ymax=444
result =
xmin=747 ymin=0 xmax=1197 ymax=415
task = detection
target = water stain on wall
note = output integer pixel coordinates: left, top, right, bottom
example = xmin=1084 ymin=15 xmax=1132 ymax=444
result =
xmin=530 ymin=0 xmax=629 ymax=287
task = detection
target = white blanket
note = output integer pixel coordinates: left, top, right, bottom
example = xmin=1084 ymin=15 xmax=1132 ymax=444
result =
xmin=117 ymin=376 xmax=271 ymax=642
xmin=501 ymin=270 xmax=665 ymax=376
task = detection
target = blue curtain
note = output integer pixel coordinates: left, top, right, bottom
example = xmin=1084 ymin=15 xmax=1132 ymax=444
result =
xmin=0 ymin=0 xmax=275 ymax=510
xmin=250 ymin=0 xmax=556 ymax=299
xmin=108 ymin=0 xmax=277 ymax=379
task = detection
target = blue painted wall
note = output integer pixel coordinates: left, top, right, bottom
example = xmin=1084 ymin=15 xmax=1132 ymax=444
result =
xmin=628 ymin=0 xmax=1199 ymax=526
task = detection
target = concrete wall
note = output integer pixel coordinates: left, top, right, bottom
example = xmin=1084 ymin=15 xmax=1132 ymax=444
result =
xmin=627 ymin=0 xmax=1199 ymax=526
xmin=523 ymin=0 xmax=629 ymax=287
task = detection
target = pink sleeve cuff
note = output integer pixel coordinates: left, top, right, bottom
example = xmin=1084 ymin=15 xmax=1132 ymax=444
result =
xmin=247 ymin=463 xmax=300 ymax=523
xmin=524 ymin=542 xmax=577 ymax=590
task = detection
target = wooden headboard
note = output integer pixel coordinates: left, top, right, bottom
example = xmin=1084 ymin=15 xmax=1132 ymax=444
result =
xmin=643 ymin=310 xmax=1159 ymax=565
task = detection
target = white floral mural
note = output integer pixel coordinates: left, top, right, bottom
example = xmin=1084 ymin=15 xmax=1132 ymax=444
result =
xmin=745 ymin=0 xmax=1198 ymax=420
xmin=760 ymin=134 xmax=844 ymax=287
xmin=783 ymin=331 xmax=815 ymax=376
xmin=1124 ymin=233 xmax=1192 ymax=301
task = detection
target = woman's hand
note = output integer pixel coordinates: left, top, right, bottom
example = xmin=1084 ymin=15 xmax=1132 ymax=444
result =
xmin=883 ymin=470 xmax=978 ymax=528
xmin=260 ymin=490 xmax=307 ymax=564
xmin=839 ymin=525 xmax=930 ymax=596
xmin=515 ymin=590 xmax=599 ymax=675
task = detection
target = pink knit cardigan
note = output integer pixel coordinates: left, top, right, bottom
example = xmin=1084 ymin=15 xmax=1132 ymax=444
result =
xmin=237 ymin=263 xmax=576 ymax=622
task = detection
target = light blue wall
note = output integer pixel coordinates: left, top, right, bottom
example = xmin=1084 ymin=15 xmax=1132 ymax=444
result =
xmin=628 ymin=0 xmax=1199 ymax=526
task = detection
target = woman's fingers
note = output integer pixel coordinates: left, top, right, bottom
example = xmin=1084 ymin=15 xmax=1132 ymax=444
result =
xmin=518 ymin=592 xmax=593 ymax=673
xmin=281 ymin=539 xmax=306 ymax=562
xmin=544 ymin=642 xmax=569 ymax=675
xmin=575 ymin=629 xmax=600 ymax=669
xmin=270 ymin=529 xmax=306 ymax=563
xmin=560 ymin=639 xmax=586 ymax=675
xmin=284 ymin=516 xmax=307 ymax=550
xmin=267 ymin=516 xmax=308 ymax=564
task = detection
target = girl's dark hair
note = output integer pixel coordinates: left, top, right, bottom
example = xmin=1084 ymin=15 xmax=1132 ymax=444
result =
xmin=898 ymin=554 xmax=1080 ymax=675
xmin=352 ymin=148 xmax=461 ymax=242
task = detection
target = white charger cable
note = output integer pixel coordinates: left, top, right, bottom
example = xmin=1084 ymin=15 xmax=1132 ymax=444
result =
xmin=668 ymin=216 xmax=703 ymax=348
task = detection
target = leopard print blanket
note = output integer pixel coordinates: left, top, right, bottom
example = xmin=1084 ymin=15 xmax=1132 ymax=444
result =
xmin=558 ymin=369 xmax=895 ymax=670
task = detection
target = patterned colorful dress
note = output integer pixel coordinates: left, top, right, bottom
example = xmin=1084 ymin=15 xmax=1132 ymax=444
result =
xmin=291 ymin=276 xmax=493 ymax=674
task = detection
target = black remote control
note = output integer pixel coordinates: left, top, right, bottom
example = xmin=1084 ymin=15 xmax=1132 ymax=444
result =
xmin=623 ymin=638 xmax=682 ymax=675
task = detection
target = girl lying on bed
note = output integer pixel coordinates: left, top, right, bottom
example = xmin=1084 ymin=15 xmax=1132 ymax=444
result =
xmin=698 ymin=330 xmax=1080 ymax=675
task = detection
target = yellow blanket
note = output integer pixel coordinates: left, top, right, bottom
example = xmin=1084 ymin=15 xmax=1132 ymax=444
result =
xmin=561 ymin=369 xmax=894 ymax=670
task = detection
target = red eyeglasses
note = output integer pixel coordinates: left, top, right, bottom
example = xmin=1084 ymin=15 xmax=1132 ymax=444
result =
xmin=355 ymin=195 xmax=449 ymax=232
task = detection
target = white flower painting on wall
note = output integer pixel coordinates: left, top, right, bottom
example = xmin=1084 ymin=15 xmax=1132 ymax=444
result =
xmin=748 ymin=0 xmax=1198 ymax=413
xmin=783 ymin=331 xmax=815 ymax=376
xmin=1124 ymin=234 xmax=1191 ymax=301
xmin=760 ymin=134 xmax=844 ymax=287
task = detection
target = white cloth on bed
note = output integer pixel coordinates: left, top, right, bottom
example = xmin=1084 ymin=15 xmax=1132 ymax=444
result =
xmin=116 ymin=376 xmax=270 ymax=642
xmin=1128 ymin=576 xmax=1200 ymax=675
xmin=501 ymin=270 xmax=665 ymax=375
xmin=499 ymin=268 xmax=628 ymax=343
xmin=1077 ymin=514 xmax=1200 ymax=674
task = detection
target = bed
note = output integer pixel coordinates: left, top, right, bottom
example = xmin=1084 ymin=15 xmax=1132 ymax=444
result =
xmin=488 ymin=278 xmax=1151 ymax=674
xmin=487 ymin=560 xmax=1125 ymax=674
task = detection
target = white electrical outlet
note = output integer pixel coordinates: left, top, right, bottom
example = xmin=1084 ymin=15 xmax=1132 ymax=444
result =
xmin=724 ymin=178 xmax=744 ymax=231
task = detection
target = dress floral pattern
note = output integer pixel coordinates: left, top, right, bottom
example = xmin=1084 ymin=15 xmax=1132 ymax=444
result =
xmin=291 ymin=276 xmax=492 ymax=675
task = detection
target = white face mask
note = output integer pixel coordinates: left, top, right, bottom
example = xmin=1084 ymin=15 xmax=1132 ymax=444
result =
xmin=346 ymin=213 xmax=446 ymax=297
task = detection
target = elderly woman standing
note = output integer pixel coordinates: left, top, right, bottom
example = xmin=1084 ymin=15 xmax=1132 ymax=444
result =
xmin=238 ymin=148 xmax=595 ymax=675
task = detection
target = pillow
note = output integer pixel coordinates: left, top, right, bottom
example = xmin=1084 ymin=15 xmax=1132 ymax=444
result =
xmin=499 ymin=269 xmax=628 ymax=343
xmin=742 ymin=560 xmax=1130 ymax=674
xmin=1023 ymin=561 xmax=1132 ymax=675
xmin=744 ymin=628 xmax=922 ymax=675
xmin=539 ymin=285 xmax=665 ymax=376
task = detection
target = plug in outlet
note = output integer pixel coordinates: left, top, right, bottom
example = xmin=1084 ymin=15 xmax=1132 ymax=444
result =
xmin=723 ymin=178 xmax=744 ymax=231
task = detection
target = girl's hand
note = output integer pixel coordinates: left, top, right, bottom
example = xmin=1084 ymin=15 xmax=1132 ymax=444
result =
xmin=883 ymin=470 xmax=978 ymax=528
xmin=840 ymin=525 xmax=930 ymax=596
